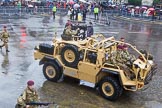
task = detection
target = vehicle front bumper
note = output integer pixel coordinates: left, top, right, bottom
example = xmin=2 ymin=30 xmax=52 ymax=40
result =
xmin=144 ymin=64 xmax=157 ymax=85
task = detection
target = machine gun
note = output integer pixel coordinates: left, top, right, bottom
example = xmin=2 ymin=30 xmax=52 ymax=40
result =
xmin=15 ymin=102 xmax=59 ymax=108
xmin=72 ymin=24 xmax=87 ymax=39
xmin=26 ymin=102 xmax=55 ymax=106
xmin=72 ymin=24 xmax=87 ymax=31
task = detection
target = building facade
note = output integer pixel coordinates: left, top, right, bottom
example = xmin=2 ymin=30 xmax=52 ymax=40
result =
xmin=142 ymin=0 xmax=153 ymax=6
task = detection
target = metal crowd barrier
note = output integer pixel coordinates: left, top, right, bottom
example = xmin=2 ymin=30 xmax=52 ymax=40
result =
xmin=102 ymin=9 xmax=162 ymax=21
xmin=86 ymin=9 xmax=162 ymax=22
xmin=0 ymin=6 xmax=161 ymax=22
xmin=0 ymin=6 xmax=68 ymax=16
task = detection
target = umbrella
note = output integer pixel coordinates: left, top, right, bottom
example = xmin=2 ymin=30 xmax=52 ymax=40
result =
xmin=79 ymin=0 xmax=86 ymax=3
xmin=28 ymin=4 xmax=33 ymax=7
xmin=141 ymin=6 xmax=147 ymax=9
xmin=127 ymin=5 xmax=134 ymax=8
xmin=135 ymin=6 xmax=140 ymax=9
xmin=73 ymin=4 xmax=80 ymax=9
xmin=79 ymin=0 xmax=90 ymax=4
xmin=69 ymin=0 xmax=75 ymax=5
xmin=148 ymin=8 xmax=155 ymax=11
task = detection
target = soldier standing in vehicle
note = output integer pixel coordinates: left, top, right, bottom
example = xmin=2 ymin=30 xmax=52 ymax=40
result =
xmin=52 ymin=5 xmax=57 ymax=19
xmin=65 ymin=20 xmax=72 ymax=28
xmin=16 ymin=80 xmax=39 ymax=108
xmin=0 ymin=26 xmax=10 ymax=52
xmin=64 ymin=25 xmax=80 ymax=38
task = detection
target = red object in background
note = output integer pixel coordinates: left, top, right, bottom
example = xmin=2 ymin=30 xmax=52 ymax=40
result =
xmin=69 ymin=0 xmax=75 ymax=5
xmin=64 ymin=2 xmax=66 ymax=8
xmin=148 ymin=8 xmax=155 ymax=11
xmin=148 ymin=8 xmax=155 ymax=16
xmin=57 ymin=2 xmax=61 ymax=8
xmin=21 ymin=27 xmax=27 ymax=37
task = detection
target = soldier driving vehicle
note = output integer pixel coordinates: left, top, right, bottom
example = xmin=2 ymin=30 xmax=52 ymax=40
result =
xmin=34 ymin=35 xmax=157 ymax=101
xmin=0 ymin=26 xmax=10 ymax=52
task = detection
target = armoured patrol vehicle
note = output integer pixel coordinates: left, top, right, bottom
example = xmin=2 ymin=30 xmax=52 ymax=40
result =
xmin=34 ymin=34 xmax=157 ymax=101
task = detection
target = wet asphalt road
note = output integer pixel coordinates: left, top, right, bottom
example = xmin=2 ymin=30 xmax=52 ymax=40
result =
xmin=0 ymin=15 xmax=162 ymax=108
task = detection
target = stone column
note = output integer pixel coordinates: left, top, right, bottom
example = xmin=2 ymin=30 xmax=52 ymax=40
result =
xmin=142 ymin=0 xmax=153 ymax=6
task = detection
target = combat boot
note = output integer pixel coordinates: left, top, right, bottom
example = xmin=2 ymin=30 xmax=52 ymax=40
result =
xmin=6 ymin=49 xmax=10 ymax=52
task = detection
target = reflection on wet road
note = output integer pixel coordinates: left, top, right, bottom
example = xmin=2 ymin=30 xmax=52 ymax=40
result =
xmin=0 ymin=15 xmax=162 ymax=108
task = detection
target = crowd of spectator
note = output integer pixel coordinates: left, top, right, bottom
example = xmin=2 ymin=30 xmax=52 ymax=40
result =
xmin=0 ymin=0 xmax=161 ymax=21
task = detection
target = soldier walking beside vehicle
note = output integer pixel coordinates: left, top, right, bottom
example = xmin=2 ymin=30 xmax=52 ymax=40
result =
xmin=0 ymin=26 xmax=10 ymax=52
xmin=16 ymin=80 xmax=39 ymax=108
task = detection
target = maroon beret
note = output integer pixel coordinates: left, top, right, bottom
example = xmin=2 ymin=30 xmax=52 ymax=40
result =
xmin=120 ymin=37 xmax=124 ymax=40
xmin=27 ymin=80 xmax=34 ymax=86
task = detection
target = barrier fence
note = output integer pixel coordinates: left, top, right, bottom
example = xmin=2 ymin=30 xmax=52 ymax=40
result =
xmin=0 ymin=6 xmax=68 ymax=16
xmin=0 ymin=6 xmax=161 ymax=22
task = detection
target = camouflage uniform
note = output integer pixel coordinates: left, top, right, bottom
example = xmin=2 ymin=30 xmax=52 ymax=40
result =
xmin=62 ymin=27 xmax=79 ymax=40
xmin=111 ymin=48 xmax=123 ymax=65
xmin=122 ymin=50 xmax=136 ymax=66
xmin=17 ymin=87 xmax=38 ymax=108
xmin=0 ymin=30 xmax=10 ymax=52
xmin=64 ymin=27 xmax=78 ymax=37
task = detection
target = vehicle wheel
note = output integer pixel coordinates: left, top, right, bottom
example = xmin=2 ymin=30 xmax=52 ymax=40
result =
xmin=98 ymin=76 xmax=123 ymax=101
xmin=43 ymin=62 xmax=62 ymax=82
xmin=61 ymin=45 xmax=80 ymax=67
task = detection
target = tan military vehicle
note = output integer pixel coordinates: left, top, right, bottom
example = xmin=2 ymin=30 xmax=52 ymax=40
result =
xmin=34 ymin=34 xmax=157 ymax=101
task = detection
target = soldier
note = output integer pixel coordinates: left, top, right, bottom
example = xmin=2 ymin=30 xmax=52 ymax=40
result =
xmin=0 ymin=26 xmax=10 ymax=52
xmin=117 ymin=37 xmax=128 ymax=49
xmin=65 ymin=20 xmax=72 ymax=28
xmin=16 ymin=80 xmax=39 ymax=108
xmin=121 ymin=45 xmax=136 ymax=67
xmin=64 ymin=25 xmax=80 ymax=38
xmin=113 ymin=45 xmax=124 ymax=64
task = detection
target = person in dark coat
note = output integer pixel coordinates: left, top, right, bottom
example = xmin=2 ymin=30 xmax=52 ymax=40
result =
xmin=71 ymin=8 xmax=75 ymax=20
xmin=87 ymin=22 xmax=94 ymax=37
xmin=75 ymin=8 xmax=79 ymax=20
xmin=82 ymin=9 xmax=87 ymax=21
